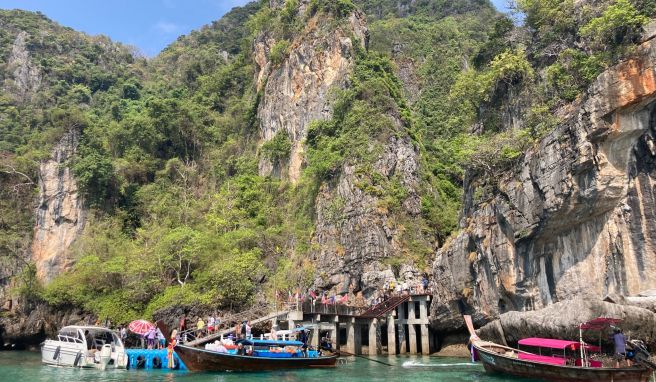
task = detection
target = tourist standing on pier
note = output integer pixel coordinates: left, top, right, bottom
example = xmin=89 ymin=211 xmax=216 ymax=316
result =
xmin=179 ymin=315 xmax=186 ymax=332
xmin=119 ymin=325 xmax=127 ymax=343
xmin=240 ymin=321 xmax=247 ymax=339
xmin=146 ymin=326 xmax=157 ymax=349
xmin=245 ymin=320 xmax=252 ymax=339
xmin=208 ymin=315 xmax=215 ymax=334
xmin=156 ymin=327 xmax=166 ymax=349
xmin=167 ymin=329 xmax=178 ymax=369
xmin=612 ymin=328 xmax=631 ymax=368
xmin=197 ymin=317 xmax=206 ymax=337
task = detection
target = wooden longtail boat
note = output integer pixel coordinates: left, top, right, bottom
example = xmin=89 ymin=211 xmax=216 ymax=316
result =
xmin=464 ymin=315 xmax=654 ymax=382
xmin=175 ymin=339 xmax=338 ymax=372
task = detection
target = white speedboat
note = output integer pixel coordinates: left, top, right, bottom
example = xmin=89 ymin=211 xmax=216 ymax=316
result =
xmin=41 ymin=326 xmax=128 ymax=369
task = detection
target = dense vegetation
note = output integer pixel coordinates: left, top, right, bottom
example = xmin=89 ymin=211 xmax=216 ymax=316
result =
xmin=0 ymin=0 xmax=653 ymax=323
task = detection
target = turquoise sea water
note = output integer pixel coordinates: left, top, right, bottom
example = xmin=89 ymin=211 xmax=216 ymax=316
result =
xmin=0 ymin=351 xmax=540 ymax=382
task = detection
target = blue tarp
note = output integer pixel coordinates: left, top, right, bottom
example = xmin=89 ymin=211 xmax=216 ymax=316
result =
xmin=241 ymin=339 xmax=304 ymax=347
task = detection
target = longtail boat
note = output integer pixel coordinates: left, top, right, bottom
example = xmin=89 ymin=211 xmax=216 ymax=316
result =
xmin=175 ymin=339 xmax=338 ymax=372
xmin=464 ymin=315 xmax=655 ymax=382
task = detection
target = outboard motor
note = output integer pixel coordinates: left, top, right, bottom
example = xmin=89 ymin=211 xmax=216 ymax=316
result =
xmin=98 ymin=344 xmax=113 ymax=370
xmin=629 ymin=340 xmax=656 ymax=370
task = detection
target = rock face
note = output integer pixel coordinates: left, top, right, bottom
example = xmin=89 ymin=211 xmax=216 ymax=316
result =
xmin=311 ymin=128 xmax=424 ymax=299
xmin=431 ymin=37 xmax=656 ymax=332
xmin=32 ymin=129 xmax=86 ymax=283
xmin=3 ymin=31 xmax=42 ymax=102
xmin=255 ymin=6 xmax=427 ymax=299
xmin=477 ymin=298 xmax=656 ymax=347
xmin=255 ymin=10 xmax=368 ymax=182
xmin=0 ymin=305 xmax=95 ymax=350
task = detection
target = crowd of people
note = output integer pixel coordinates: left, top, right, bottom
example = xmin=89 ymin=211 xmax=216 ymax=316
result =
xmin=277 ymin=274 xmax=433 ymax=309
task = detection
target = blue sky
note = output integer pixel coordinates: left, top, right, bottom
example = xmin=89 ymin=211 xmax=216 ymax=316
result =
xmin=1 ymin=0 xmax=512 ymax=57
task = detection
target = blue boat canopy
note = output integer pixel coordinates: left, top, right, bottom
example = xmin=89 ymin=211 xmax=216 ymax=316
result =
xmin=241 ymin=339 xmax=304 ymax=347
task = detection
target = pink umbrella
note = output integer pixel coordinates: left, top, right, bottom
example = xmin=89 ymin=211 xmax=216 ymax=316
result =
xmin=129 ymin=319 xmax=155 ymax=335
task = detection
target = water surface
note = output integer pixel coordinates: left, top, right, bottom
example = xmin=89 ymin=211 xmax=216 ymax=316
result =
xmin=0 ymin=351 xmax=541 ymax=381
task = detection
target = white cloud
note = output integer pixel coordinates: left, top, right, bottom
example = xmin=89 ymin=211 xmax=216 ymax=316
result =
xmin=153 ymin=20 xmax=182 ymax=34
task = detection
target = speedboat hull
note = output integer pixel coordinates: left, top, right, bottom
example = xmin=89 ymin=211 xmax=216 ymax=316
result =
xmin=42 ymin=341 xmax=88 ymax=367
xmin=175 ymin=344 xmax=338 ymax=371
xmin=41 ymin=326 xmax=128 ymax=369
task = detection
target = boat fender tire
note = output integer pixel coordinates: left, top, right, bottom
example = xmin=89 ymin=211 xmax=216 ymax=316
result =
xmin=73 ymin=351 xmax=82 ymax=367
xmin=136 ymin=355 xmax=145 ymax=369
xmin=152 ymin=356 xmax=162 ymax=369
xmin=53 ymin=346 xmax=61 ymax=360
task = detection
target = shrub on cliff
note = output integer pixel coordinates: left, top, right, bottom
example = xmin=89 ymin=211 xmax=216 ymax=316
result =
xmin=580 ymin=0 xmax=648 ymax=50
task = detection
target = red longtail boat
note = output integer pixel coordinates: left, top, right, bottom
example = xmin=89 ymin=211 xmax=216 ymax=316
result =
xmin=464 ymin=315 xmax=655 ymax=382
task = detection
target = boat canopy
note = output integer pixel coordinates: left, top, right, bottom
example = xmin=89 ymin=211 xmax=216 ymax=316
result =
xmin=579 ymin=317 xmax=622 ymax=330
xmin=241 ymin=339 xmax=304 ymax=347
xmin=518 ymin=337 xmax=600 ymax=352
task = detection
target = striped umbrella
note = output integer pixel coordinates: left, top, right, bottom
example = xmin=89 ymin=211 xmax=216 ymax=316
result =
xmin=128 ymin=319 xmax=155 ymax=335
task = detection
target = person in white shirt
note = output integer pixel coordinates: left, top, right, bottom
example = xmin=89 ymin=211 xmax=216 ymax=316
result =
xmin=208 ymin=316 xmax=215 ymax=334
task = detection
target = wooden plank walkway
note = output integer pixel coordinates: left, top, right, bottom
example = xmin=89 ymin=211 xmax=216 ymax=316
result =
xmin=185 ymin=310 xmax=290 ymax=346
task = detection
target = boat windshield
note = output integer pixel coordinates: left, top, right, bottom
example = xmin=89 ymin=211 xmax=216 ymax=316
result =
xmin=69 ymin=327 xmax=123 ymax=349
xmin=57 ymin=328 xmax=84 ymax=343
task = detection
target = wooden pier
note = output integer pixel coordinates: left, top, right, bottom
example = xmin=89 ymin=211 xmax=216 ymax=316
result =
xmin=187 ymin=294 xmax=435 ymax=356
xmin=274 ymin=294 xmax=435 ymax=355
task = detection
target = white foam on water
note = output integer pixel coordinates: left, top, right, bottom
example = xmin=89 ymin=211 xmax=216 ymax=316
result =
xmin=402 ymin=360 xmax=477 ymax=368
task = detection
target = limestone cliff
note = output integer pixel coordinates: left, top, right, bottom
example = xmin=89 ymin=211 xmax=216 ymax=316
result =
xmin=431 ymin=35 xmax=656 ymax=332
xmin=31 ymin=129 xmax=86 ymax=283
xmin=255 ymin=8 xmax=368 ymax=182
xmin=311 ymin=133 xmax=424 ymax=298
xmin=3 ymin=30 xmax=42 ymax=103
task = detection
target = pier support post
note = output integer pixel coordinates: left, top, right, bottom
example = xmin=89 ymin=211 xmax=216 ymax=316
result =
xmin=408 ymin=324 xmax=417 ymax=354
xmin=287 ymin=319 xmax=295 ymax=340
xmin=311 ymin=327 xmax=320 ymax=347
xmin=387 ymin=314 xmax=396 ymax=355
xmin=354 ymin=321 xmax=362 ymax=354
xmin=420 ymin=325 xmax=430 ymax=355
xmin=333 ymin=322 xmax=340 ymax=350
xmin=346 ymin=318 xmax=361 ymax=354
xmin=368 ymin=318 xmax=379 ymax=356
xmin=408 ymin=301 xmax=417 ymax=354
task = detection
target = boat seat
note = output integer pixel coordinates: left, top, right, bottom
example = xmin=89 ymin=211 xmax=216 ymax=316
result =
xmin=518 ymin=353 xmax=566 ymax=365
xmin=575 ymin=359 xmax=603 ymax=368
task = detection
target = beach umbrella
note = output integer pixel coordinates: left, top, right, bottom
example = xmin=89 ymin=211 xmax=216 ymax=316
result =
xmin=129 ymin=319 xmax=155 ymax=335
